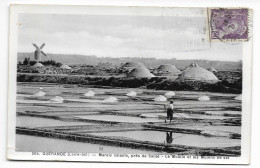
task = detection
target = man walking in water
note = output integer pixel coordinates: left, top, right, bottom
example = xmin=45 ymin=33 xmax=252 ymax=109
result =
xmin=165 ymin=101 xmax=174 ymax=123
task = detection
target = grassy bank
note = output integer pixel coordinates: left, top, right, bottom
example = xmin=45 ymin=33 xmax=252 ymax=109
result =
xmin=17 ymin=73 xmax=242 ymax=94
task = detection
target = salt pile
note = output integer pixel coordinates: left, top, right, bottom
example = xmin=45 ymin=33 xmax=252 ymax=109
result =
xmin=60 ymin=64 xmax=72 ymax=70
xmin=33 ymin=62 xmax=44 ymax=67
xmin=154 ymin=95 xmax=167 ymax=102
xmin=84 ymin=91 xmax=95 ymax=97
xmin=127 ymin=67 xmax=155 ymax=78
xmin=103 ymin=96 xmax=118 ymax=102
xmin=165 ymin=91 xmax=175 ymax=98
xmin=122 ymin=62 xmax=145 ymax=68
xmin=198 ymin=96 xmax=210 ymax=101
xmin=157 ymin=64 xmax=181 ymax=75
xmin=50 ymin=96 xmax=64 ymax=103
xmin=32 ymin=91 xmax=46 ymax=97
xmin=126 ymin=91 xmax=137 ymax=97
xmin=234 ymin=95 xmax=242 ymax=101
xmin=177 ymin=63 xmax=218 ymax=82
xmin=139 ymin=113 xmax=158 ymax=118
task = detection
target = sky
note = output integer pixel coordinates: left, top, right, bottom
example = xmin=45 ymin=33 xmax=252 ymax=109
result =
xmin=17 ymin=11 xmax=242 ymax=62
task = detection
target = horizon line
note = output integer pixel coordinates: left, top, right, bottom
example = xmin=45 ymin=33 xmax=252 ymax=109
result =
xmin=17 ymin=52 xmax=242 ymax=63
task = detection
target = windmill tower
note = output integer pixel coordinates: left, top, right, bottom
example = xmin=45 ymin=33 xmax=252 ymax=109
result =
xmin=33 ymin=43 xmax=47 ymax=62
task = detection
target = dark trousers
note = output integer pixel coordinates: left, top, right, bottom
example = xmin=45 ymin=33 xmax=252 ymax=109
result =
xmin=167 ymin=108 xmax=173 ymax=121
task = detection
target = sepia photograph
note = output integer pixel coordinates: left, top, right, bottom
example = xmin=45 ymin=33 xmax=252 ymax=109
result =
xmin=7 ymin=5 xmax=252 ymax=164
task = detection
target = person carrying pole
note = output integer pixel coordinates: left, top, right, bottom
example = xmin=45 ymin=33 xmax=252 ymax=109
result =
xmin=165 ymin=100 xmax=174 ymax=123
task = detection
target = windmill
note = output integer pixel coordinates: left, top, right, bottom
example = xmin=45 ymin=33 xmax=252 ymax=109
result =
xmin=33 ymin=43 xmax=47 ymax=62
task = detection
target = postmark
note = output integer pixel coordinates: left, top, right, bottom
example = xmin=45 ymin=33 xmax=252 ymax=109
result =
xmin=209 ymin=8 xmax=249 ymax=41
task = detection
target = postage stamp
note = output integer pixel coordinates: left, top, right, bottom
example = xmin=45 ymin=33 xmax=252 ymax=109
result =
xmin=209 ymin=8 xmax=249 ymax=41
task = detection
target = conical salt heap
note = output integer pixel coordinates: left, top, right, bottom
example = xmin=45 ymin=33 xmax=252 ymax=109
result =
xmin=50 ymin=96 xmax=64 ymax=103
xmin=154 ymin=95 xmax=167 ymax=102
xmin=126 ymin=91 xmax=137 ymax=97
xmin=84 ymin=91 xmax=95 ymax=97
xmin=198 ymin=96 xmax=210 ymax=101
xmin=122 ymin=62 xmax=145 ymax=68
xmin=60 ymin=64 xmax=71 ymax=70
xmin=207 ymin=67 xmax=218 ymax=72
xmin=103 ymin=96 xmax=118 ymax=102
xmin=157 ymin=64 xmax=181 ymax=75
xmin=165 ymin=91 xmax=176 ymax=98
xmin=234 ymin=95 xmax=242 ymax=101
xmin=177 ymin=63 xmax=218 ymax=82
xmin=127 ymin=67 xmax=155 ymax=78
xmin=33 ymin=62 xmax=44 ymax=67
xmin=32 ymin=91 xmax=46 ymax=97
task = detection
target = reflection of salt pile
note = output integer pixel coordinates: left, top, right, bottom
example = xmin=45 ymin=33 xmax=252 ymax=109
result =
xmin=50 ymin=96 xmax=64 ymax=103
xmin=234 ymin=95 xmax=242 ymax=100
xmin=84 ymin=91 xmax=95 ymax=97
xmin=32 ymin=91 xmax=46 ymax=97
xmin=154 ymin=95 xmax=167 ymax=102
xmin=198 ymin=96 xmax=210 ymax=101
xmin=165 ymin=91 xmax=175 ymax=98
xmin=103 ymin=96 xmax=118 ymax=102
xmin=33 ymin=62 xmax=44 ymax=67
xmin=126 ymin=91 xmax=137 ymax=97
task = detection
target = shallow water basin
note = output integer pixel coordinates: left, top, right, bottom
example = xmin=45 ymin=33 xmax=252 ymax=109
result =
xmin=75 ymin=115 xmax=164 ymax=123
xmin=17 ymin=116 xmax=96 ymax=128
xmin=16 ymin=135 xmax=165 ymax=154
xmin=88 ymin=130 xmax=240 ymax=148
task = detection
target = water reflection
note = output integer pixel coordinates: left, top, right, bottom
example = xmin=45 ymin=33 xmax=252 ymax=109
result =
xmin=166 ymin=132 xmax=173 ymax=144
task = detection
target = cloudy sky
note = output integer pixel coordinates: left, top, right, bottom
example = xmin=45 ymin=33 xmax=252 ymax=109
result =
xmin=18 ymin=12 xmax=242 ymax=61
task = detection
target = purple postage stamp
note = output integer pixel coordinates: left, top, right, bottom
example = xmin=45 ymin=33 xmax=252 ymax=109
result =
xmin=210 ymin=8 xmax=248 ymax=41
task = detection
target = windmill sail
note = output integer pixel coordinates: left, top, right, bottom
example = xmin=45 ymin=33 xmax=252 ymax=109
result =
xmin=41 ymin=51 xmax=47 ymax=56
xmin=32 ymin=43 xmax=46 ymax=62
xmin=40 ymin=43 xmax=45 ymax=49
xmin=32 ymin=43 xmax=39 ymax=49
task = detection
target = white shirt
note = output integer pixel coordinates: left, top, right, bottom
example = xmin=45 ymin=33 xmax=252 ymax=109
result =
xmin=168 ymin=104 xmax=174 ymax=109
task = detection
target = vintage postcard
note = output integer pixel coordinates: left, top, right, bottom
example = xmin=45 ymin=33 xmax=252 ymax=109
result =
xmin=8 ymin=5 xmax=252 ymax=164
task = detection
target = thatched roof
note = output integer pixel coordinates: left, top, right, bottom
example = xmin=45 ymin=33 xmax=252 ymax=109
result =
xmin=157 ymin=64 xmax=181 ymax=75
xmin=177 ymin=63 xmax=218 ymax=82
xmin=127 ymin=67 xmax=155 ymax=78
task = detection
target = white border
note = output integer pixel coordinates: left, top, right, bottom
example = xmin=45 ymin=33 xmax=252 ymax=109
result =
xmin=7 ymin=4 xmax=253 ymax=165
